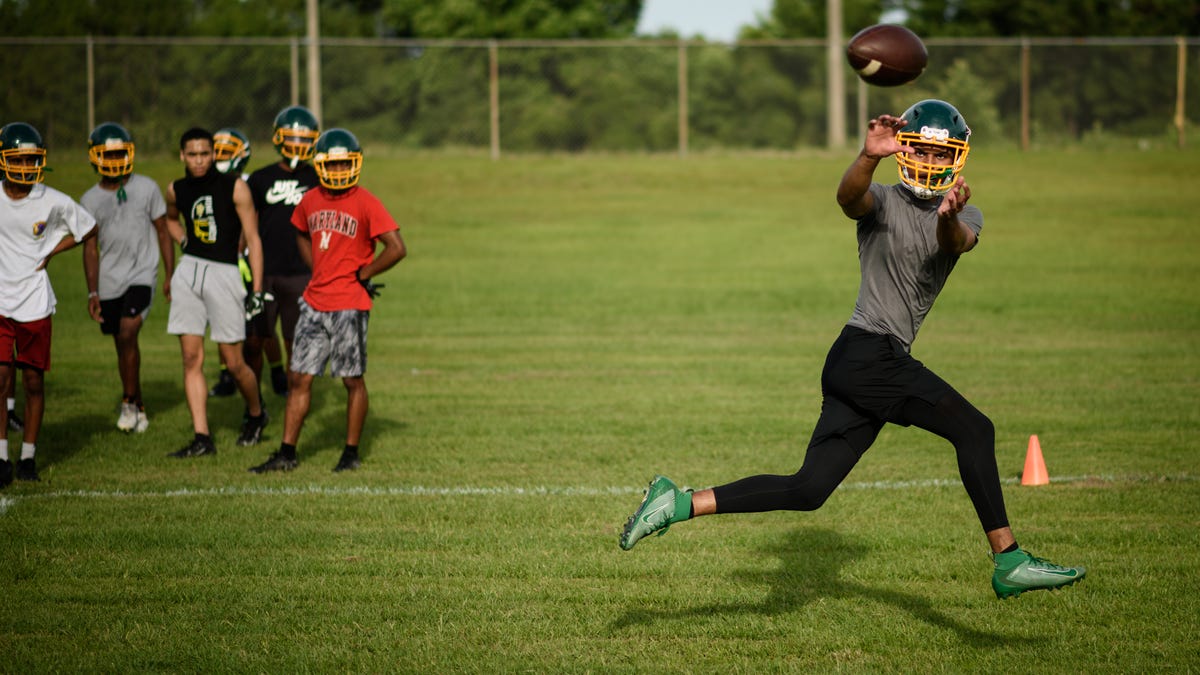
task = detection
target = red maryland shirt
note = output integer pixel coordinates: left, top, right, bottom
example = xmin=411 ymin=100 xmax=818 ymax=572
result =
xmin=291 ymin=186 xmax=399 ymax=312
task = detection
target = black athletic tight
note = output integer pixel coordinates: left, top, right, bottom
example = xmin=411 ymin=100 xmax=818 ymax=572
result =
xmin=710 ymin=391 xmax=1011 ymax=533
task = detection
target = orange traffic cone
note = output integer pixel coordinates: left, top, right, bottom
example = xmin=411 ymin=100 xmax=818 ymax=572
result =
xmin=1021 ymin=434 xmax=1049 ymax=486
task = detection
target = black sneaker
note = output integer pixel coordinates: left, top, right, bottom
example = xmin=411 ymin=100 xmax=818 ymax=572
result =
xmin=16 ymin=457 xmax=39 ymax=481
xmin=168 ymin=436 xmax=217 ymax=458
xmin=0 ymin=459 xmax=12 ymax=488
xmin=332 ymin=452 xmax=361 ymax=473
xmin=249 ymin=451 xmax=299 ymax=474
xmin=6 ymin=409 xmax=23 ymax=432
xmin=237 ymin=411 xmax=269 ymax=446
xmin=270 ymin=367 xmax=288 ymax=396
xmin=208 ymin=369 xmax=236 ymax=397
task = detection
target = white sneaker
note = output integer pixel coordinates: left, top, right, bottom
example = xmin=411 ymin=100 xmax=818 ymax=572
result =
xmin=116 ymin=402 xmax=138 ymax=432
xmin=134 ymin=410 xmax=149 ymax=433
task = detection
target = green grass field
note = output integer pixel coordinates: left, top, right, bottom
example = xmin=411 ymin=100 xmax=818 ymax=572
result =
xmin=2 ymin=147 xmax=1198 ymax=672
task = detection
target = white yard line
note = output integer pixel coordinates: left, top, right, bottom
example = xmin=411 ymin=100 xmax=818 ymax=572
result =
xmin=1 ymin=473 xmax=1194 ymax=511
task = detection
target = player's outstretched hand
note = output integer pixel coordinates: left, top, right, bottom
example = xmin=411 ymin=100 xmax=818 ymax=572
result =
xmin=937 ymin=178 xmax=971 ymax=217
xmin=863 ymin=114 xmax=912 ymax=160
xmin=244 ymin=291 xmax=274 ymax=321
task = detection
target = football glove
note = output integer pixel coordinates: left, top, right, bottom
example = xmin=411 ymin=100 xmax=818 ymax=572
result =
xmin=244 ymin=291 xmax=274 ymax=321
xmin=357 ymin=269 xmax=384 ymax=299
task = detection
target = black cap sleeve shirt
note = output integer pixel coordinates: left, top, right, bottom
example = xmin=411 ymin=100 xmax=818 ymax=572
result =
xmin=172 ymin=169 xmax=243 ymax=265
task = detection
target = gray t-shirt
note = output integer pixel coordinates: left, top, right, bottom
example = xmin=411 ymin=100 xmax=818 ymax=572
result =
xmin=81 ymin=174 xmax=167 ymax=299
xmin=846 ymin=183 xmax=983 ymax=350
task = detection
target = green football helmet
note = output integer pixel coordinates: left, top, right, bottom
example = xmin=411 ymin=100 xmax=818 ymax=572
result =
xmin=312 ymin=128 xmax=363 ymax=189
xmin=271 ymin=105 xmax=320 ymax=162
xmin=0 ymin=122 xmax=48 ymax=185
xmin=88 ymin=122 xmax=136 ymax=178
xmin=213 ymin=128 xmax=252 ymax=175
xmin=895 ymin=99 xmax=971 ymax=199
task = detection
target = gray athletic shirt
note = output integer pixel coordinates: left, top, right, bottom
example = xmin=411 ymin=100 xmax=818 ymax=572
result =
xmin=846 ymin=183 xmax=983 ymax=351
xmin=80 ymin=174 xmax=167 ymax=299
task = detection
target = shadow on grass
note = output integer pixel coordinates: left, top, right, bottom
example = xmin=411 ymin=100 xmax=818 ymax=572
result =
xmin=613 ymin=528 xmax=1023 ymax=648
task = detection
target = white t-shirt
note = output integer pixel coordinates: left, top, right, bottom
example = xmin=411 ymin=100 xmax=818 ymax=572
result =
xmin=81 ymin=174 xmax=167 ymax=298
xmin=0 ymin=183 xmax=97 ymax=321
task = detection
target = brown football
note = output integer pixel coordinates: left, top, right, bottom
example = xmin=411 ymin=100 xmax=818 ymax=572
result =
xmin=846 ymin=24 xmax=927 ymax=87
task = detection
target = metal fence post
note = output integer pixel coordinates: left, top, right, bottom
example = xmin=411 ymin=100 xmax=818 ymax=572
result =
xmin=290 ymin=37 xmax=300 ymax=107
xmin=1020 ymin=38 xmax=1031 ymax=151
xmin=678 ymin=40 xmax=688 ymax=157
xmin=1176 ymin=36 xmax=1187 ymax=149
xmin=86 ymin=35 xmax=95 ymax=133
xmin=490 ymin=40 xmax=500 ymax=160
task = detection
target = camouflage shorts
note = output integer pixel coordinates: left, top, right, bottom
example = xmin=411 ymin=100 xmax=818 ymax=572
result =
xmin=290 ymin=298 xmax=369 ymax=378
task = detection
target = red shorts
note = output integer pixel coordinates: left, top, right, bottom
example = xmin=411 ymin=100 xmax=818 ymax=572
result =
xmin=0 ymin=315 xmax=53 ymax=371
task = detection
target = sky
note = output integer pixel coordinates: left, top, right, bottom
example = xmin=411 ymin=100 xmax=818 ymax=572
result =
xmin=636 ymin=0 xmax=774 ymax=42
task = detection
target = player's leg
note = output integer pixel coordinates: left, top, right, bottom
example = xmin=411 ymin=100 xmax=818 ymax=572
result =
xmin=179 ymin=334 xmax=209 ymax=437
xmin=221 ymin=341 xmax=267 ymax=446
xmin=899 ymin=390 xmax=1085 ymax=597
xmin=113 ymin=287 xmax=152 ymax=431
xmin=249 ymin=299 xmax=325 ymax=473
xmin=16 ymin=366 xmax=45 ymax=480
xmin=620 ymin=327 xmax=883 ymax=550
xmin=0 ymin=353 xmax=10 ymax=487
xmin=4 ymin=363 xmax=20 ymax=432
xmin=334 ymin=376 xmax=367 ymax=472
xmin=619 ymin=412 xmax=880 ymax=551
xmin=329 ymin=308 xmax=370 ymax=472
xmin=0 ymin=353 xmax=11 ymax=441
xmin=272 ymin=274 xmax=308 ymax=396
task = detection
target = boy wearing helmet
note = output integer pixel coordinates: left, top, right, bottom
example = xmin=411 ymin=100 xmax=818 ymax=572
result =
xmin=241 ymin=106 xmax=323 ymax=400
xmin=80 ymin=122 xmax=175 ymax=433
xmin=618 ymin=100 xmax=1087 ymax=600
xmin=0 ymin=122 xmax=97 ymax=486
xmin=249 ymin=128 xmax=405 ymax=474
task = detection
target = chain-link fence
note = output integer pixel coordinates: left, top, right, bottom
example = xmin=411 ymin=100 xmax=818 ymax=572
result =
xmin=2 ymin=36 xmax=1197 ymax=157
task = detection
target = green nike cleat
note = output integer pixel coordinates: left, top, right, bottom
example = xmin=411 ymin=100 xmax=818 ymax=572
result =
xmin=620 ymin=475 xmax=691 ymax=551
xmin=992 ymin=549 xmax=1087 ymax=599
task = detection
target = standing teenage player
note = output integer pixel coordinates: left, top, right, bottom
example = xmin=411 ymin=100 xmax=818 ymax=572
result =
xmin=618 ymin=100 xmax=1087 ymax=600
xmin=249 ymin=128 xmax=405 ymax=474
xmin=243 ymin=106 xmax=321 ymax=398
xmin=0 ymin=122 xmax=97 ymax=486
xmin=164 ymin=127 xmax=269 ymax=458
xmin=81 ymin=122 xmax=175 ymax=433
xmin=207 ymin=127 xmax=280 ymax=399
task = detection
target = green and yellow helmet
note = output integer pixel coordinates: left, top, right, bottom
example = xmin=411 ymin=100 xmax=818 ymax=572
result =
xmin=88 ymin=122 xmax=136 ymax=178
xmin=271 ymin=105 xmax=320 ymax=163
xmin=0 ymin=122 xmax=48 ymax=185
xmin=213 ymin=128 xmax=252 ymax=175
xmin=312 ymin=128 xmax=363 ymax=189
xmin=895 ymin=99 xmax=971 ymax=199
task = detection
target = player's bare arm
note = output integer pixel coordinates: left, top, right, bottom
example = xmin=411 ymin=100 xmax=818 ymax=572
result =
xmin=151 ymin=214 xmax=174 ymax=301
xmin=38 ymin=224 xmax=96 ymax=272
xmin=82 ymin=234 xmax=103 ymax=323
xmin=837 ymin=115 xmax=913 ymax=219
xmin=164 ymin=183 xmax=185 ymax=245
xmin=234 ymin=179 xmax=263 ymax=293
xmin=295 ymin=230 xmax=313 ymax=270
xmin=935 ymin=178 xmax=977 ymax=254
xmin=358 ymin=230 xmax=407 ymax=281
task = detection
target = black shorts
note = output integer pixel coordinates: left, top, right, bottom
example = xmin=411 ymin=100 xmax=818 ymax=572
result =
xmin=247 ymin=274 xmax=309 ymax=342
xmin=98 ymin=286 xmax=153 ymax=335
xmin=809 ymin=325 xmax=955 ymax=445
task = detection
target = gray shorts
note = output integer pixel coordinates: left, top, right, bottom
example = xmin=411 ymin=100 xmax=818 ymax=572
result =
xmin=167 ymin=255 xmax=247 ymax=344
xmin=290 ymin=298 xmax=369 ymax=378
